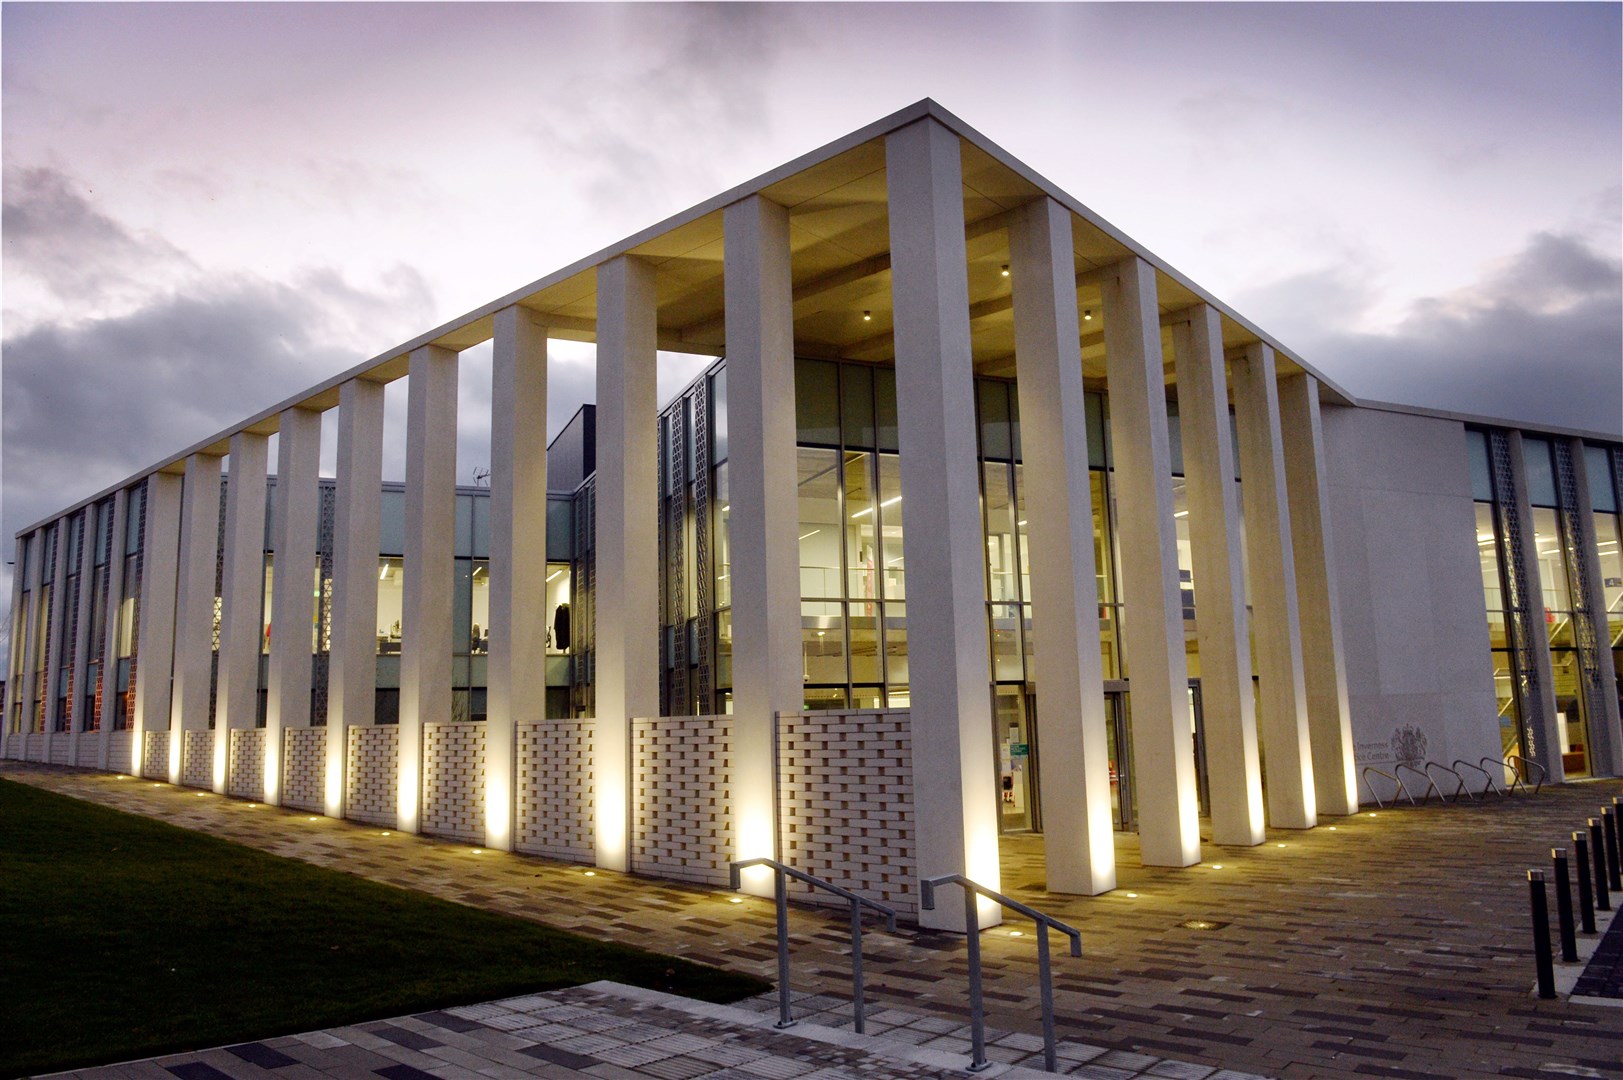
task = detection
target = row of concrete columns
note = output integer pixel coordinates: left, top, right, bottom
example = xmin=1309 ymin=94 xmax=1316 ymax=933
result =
xmin=2 ymin=117 xmax=1362 ymax=934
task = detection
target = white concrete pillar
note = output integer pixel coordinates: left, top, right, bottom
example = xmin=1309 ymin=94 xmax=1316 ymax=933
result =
xmin=68 ymin=503 xmax=99 ymax=762
xmin=593 ymin=256 xmax=660 ymax=871
xmin=885 ymin=118 xmax=1003 ymax=928
xmin=1170 ymin=306 xmax=1266 ymax=846
xmin=170 ymin=455 xmax=223 ymax=783
xmin=3 ymin=530 xmax=39 ymax=756
xmin=1101 ymin=257 xmax=1202 ymax=867
xmin=1278 ymin=374 xmax=1359 ymax=814
xmin=723 ymin=194 xmax=800 ymax=890
xmin=265 ymin=407 xmax=322 ymax=804
xmin=41 ymin=513 xmax=72 ymax=760
xmin=132 ymin=479 xmax=179 ymax=777
xmin=399 ymin=345 xmax=458 ymax=834
xmin=1008 ymin=197 xmax=1116 ymax=894
xmin=1506 ymin=431 xmax=1563 ymax=782
xmin=19 ymin=527 xmax=45 ymax=745
xmin=327 ymin=378 xmax=385 ymax=816
xmin=487 ymin=307 xmax=548 ymax=852
xmin=1233 ymin=343 xmax=1316 ymax=829
xmin=214 ymin=432 xmax=270 ymax=793
xmin=97 ymin=488 xmax=131 ymax=772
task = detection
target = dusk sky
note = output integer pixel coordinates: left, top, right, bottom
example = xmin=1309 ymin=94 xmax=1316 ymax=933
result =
xmin=3 ymin=2 xmax=1620 ymax=626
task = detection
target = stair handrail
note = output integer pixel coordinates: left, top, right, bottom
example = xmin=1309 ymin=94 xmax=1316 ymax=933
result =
xmin=1361 ymin=766 xmax=1415 ymax=809
xmin=1395 ymin=761 xmax=1445 ymax=802
xmin=920 ymin=873 xmax=1082 ymax=1074
xmin=1424 ymin=760 xmax=1474 ymax=802
xmin=1452 ymin=758 xmax=1505 ymax=797
xmin=729 ymin=858 xmax=897 ymax=1034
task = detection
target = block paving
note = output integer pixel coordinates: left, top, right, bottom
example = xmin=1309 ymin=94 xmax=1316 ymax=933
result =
xmin=7 ymin=763 xmax=1623 ymax=1080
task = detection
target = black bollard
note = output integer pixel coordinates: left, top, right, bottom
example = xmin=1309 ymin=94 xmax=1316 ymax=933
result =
xmin=1574 ymin=831 xmax=1597 ymax=934
xmin=1528 ymin=870 xmax=1556 ymax=999
xmin=1552 ymin=848 xmax=1578 ymax=962
xmin=1604 ymin=807 xmax=1623 ymax=893
xmin=1591 ymin=819 xmax=1612 ymax=912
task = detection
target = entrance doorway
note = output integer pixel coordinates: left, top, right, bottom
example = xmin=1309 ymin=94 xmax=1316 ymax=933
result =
xmin=995 ymin=685 xmax=1037 ymax=831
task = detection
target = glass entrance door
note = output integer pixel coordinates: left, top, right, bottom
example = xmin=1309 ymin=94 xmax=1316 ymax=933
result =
xmin=1105 ymin=690 xmax=1134 ymax=832
xmin=1189 ymin=681 xmax=1210 ymax=818
xmin=995 ymin=685 xmax=1036 ymax=831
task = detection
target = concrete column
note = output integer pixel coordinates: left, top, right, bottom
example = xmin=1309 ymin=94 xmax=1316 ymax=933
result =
xmin=265 ymin=407 xmax=322 ymax=804
xmin=97 ymin=489 xmax=131 ymax=772
xmin=1278 ymin=374 xmax=1359 ymax=814
xmin=1568 ymin=439 xmax=1623 ymax=777
xmin=885 ymin=118 xmax=1003 ymax=928
xmin=593 ymin=255 xmax=659 ymax=871
xmin=1170 ymin=307 xmax=1265 ymax=846
xmin=487 ymin=307 xmax=548 ymax=852
xmin=1506 ymin=432 xmax=1562 ymax=780
xmin=399 ymin=345 xmax=458 ymax=834
xmin=1102 ymin=257 xmax=1202 ymax=867
xmin=19 ymin=528 xmax=44 ymax=745
xmin=42 ymin=513 xmax=72 ymax=760
xmin=170 ymin=454 xmax=223 ymax=783
xmin=723 ymin=194 xmax=800 ymax=890
xmin=1007 ymin=197 xmax=1115 ymax=894
xmin=2 ymin=530 xmax=34 ymax=756
xmin=327 ymin=378 xmax=384 ymax=816
xmin=68 ymin=503 xmax=99 ymax=762
xmin=214 ymin=431 xmax=269 ymax=793
xmin=133 ymin=479 xmax=180 ymax=777
xmin=1233 ymin=344 xmax=1316 ymax=828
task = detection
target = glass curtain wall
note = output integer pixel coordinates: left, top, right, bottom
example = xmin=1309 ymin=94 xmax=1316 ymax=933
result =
xmin=1468 ymin=430 xmax=1529 ymax=758
xmin=113 ymin=481 xmax=146 ymax=731
xmin=8 ymin=535 xmax=31 ymax=734
xmin=1587 ymin=445 xmax=1623 ymax=725
xmin=85 ymin=497 xmax=114 ymax=732
xmin=53 ymin=511 xmax=84 ymax=732
xmin=1524 ymin=438 xmax=1593 ymax=775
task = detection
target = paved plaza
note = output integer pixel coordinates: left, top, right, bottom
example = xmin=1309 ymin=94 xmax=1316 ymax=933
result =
xmin=7 ymin=764 xmax=1622 ymax=1080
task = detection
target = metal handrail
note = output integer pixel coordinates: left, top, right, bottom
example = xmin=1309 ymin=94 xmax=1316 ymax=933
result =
xmin=1361 ymin=766 xmax=1415 ymax=809
xmin=1395 ymin=761 xmax=1445 ymax=802
xmin=1424 ymin=761 xmax=1474 ymax=802
xmin=920 ymin=874 xmax=1081 ymax=1073
xmin=729 ymin=858 xmax=896 ymax=1034
xmin=1504 ymin=754 xmax=1547 ymax=795
xmin=1453 ymin=758 xmax=1505 ymax=797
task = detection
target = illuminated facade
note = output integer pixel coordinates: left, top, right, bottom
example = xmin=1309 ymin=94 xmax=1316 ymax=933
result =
xmin=5 ymin=102 xmax=1620 ymax=929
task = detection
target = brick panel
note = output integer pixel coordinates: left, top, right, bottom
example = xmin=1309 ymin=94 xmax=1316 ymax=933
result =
xmin=108 ymin=730 xmax=132 ymax=774
xmin=75 ymin=736 xmax=99 ymax=767
xmin=181 ymin=729 xmax=214 ymax=788
xmin=631 ymin=715 xmax=732 ymax=886
xmin=515 ymin=719 xmax=594 ymax=863
xmin=282 ymin=727 xmax=326 ymax=811
xmin=25 ymin=733 xmax=46 ymax=761
xmin=141 ymin=730 xmax=169 ymax=777
xmin=49 ymin=736 xmax=71 ymax=765
xmin=777 ymin=708 xmax=918 ymax=917
xmin=346 ymin=725 xmax=398 ymax=827
xmin=423 ymin=722 xmax=486 ymax=843
xmin=227 ymin=728 xmax=265 ymax=798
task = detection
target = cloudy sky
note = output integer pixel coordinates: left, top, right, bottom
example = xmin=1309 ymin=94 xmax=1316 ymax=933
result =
xmin=3 ymin=2 xmax=1620 ymax=626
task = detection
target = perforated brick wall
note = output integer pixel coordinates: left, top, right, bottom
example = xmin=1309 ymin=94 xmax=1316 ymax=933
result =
xmin=228 ymin=728 xmax=265 ymax=798
xmin=631 ymin=715 xmax=732 ymax=886
xmin=778 ymin=708 xmax=918 ymax=917
xmin=516 ymin=719 xmax=594 ymax=863
xmin=142 ymin=730 xmax=169 ymax=777
xmin=181 ymin=729 xmax=214 ymax=788
xmin=108 ymin=730 xmax=132 ymax=774
xmin=423 ymin=722 xmax=486 ymax=843
xmin=346 ymin=725 xmax=398 ymax=827
xmin=283 ymin=727 xmax=326 ymax=811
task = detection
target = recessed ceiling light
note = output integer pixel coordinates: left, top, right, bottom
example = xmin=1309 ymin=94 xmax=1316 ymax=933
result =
xmin=862 ymin=310 xmax=872 ymax=322
xmin=1001 ymin=264 xmax=1010 ymax=277
xmin=1083 ymin=309 xmax=1093 ymax=321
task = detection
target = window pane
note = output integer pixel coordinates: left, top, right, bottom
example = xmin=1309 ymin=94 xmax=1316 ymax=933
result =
xmin=1530 ymin=507 xmax=1571 ymax=612
xmin=1476 ymin=504 xmax=1504 ymax=611
xmin=711 ymin=368 xmax=729 ymax=464
xmin=978 ymin=379 xmax=1012 ymax=461
xmin=875 ymin=368 xmax=899 ymax=452
xmin=379 ymin=489 xmax=406 ymax=554
xmin=844 ymin=451 xmax=880 ymax=610
xmin=1593 ymin=511 xmax=1622 ymax=639
xmin=984 ymin=463 xmax=1018 ymax=602
xmin=990 ymin=603 xmax=1023 ymax=681
xmin=1523 ymin=437 xmax=1557 ymax=507
xmin=261 ymin=554 xmax=274 ymax=655
xmin=849 ymin=608 xmax=882 ymax=684
xmin=878 ymin=454 xmax=905 ymax=600
xmin=1091 ymin=471 xmax=1115 ymax=605
xmin=470 ymin=560 xmax=490 ymax=654
xmin=802 ymin=600 xmax=847 ymax=689
xmin=1085 ymin=392 xmax=1107 ymax=469
xmin=713 ymin=462 xmax=731 ymax=609
xmin=377 ymin=557 xmax=404 ymax=653
xmin=795 ymin=359 xmax=840 ymax=445
xmin=1586 ymin=445 xmax=1616 ymax=513
xmin=1466 ymin=430 xmax=1494 ymax=502
xmin=546 ymin=562 xmax=572 ymax=653
xmin=546 ymin=498 xmax=574 ymax=561
xmin=714 ymin=609 xmax=732 ymax=691
xmin=841 ymin=365 xmax=875 ymax=450
xmin=798 ymin=448 xmax=842 ymax=599
xmin=883 ymin=602 xmax=908 ymax=690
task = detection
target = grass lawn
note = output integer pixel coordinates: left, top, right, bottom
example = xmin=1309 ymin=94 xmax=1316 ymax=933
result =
xmin=0 ymin=778 xmax=768 ymax=1077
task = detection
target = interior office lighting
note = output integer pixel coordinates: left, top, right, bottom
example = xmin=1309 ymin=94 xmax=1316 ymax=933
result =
xmin=545 ymin=569 xmax=564 ymax=583
xmin=1083 ymin=309 xmax=1093 ymax=321
xmin=1001 ymin=265 xmax=1010 ymax=277
xmin=862 ymin=310 xmax=872 ymax=321
xmin=798 ymin=529 xmax=820 ymax=541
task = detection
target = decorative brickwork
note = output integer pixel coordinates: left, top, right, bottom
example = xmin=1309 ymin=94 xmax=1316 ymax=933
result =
xmin=107 ymin=730 xmax=132 ymax=774
xmin=181 ymin=729 xmax=214 ymax=788
xmin=142 ymin=730 xmax=169 ymax=777
xmin=777 ymin=708 xmax=918 ymax=917
xmin=631 ymin=715 xmax=732 ymax=886
xmin=515 ymin=719 xmax=594 ymax=863
xmin=282 ymin=727 xmax=326 ymax=811
xmin=423 ymin=722 xmax=486 ymax=843
xmin=346 ymin=725 xmax=397 ymax=827
xmin=228 ymin=728 xmax=265 ymax=798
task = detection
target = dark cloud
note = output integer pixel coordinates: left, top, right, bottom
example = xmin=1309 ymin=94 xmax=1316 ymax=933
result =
xmin=1298 ymin=232 xmax=1622 ymax=435
xmin=3 ymin=165 xmax=194 ymax=303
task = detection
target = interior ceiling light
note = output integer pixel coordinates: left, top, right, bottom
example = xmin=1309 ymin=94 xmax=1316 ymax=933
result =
xmin=862 ymin=310 xmax=872 ymax=321
xmin=1001 ymin=264 xmax=1010 ymax=277
xmin=1083 ymin=309 xmax=1094 ymax=321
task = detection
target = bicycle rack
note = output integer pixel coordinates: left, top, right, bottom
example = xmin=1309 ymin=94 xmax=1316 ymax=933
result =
xmin=920 ymin=874 xmax=1081 ymax=1073
xmin=1485 ymin=754 xmax=1547 ymax=796
xmin=729 ymin=858 xmax=897 ymax=1034
xmin=1362 ymin=766 xmax=1415 ymax=809
xmin=1395 ymin=761 xmax=1449 ymax=802
xmin=1424 ymin=761 xmax=1474 ymax=802
xmin=1452 ymin=758 xmax=1504 ymax=797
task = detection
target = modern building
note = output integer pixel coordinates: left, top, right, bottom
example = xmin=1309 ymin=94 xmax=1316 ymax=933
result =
xmin=5 ymin=101 xmax=1620 ymax=930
